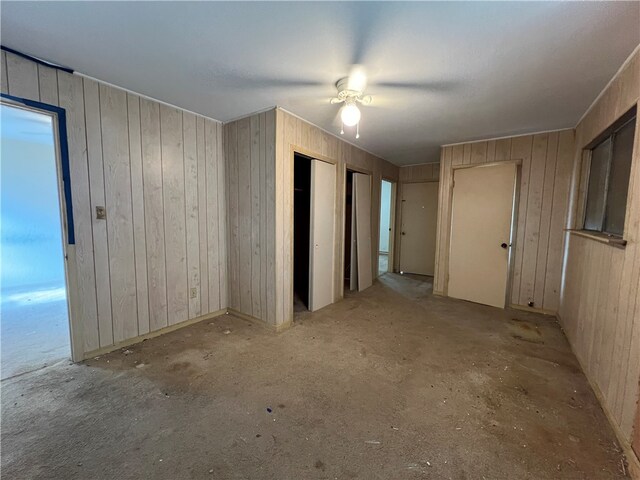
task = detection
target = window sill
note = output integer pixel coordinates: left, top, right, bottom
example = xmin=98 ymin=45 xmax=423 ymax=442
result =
xmin=566 ymin=229 xmax=627 ymax=249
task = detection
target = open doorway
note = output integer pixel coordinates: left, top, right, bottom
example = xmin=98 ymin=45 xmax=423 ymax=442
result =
xmin=1 ymin=102 xmax=71 ymax=378
xmin=293 ymin=153 xmax=311 ymax=312
xmin=378 ymin=179 xmax=393 ymax=275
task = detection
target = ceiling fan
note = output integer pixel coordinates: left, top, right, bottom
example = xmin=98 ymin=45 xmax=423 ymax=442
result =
xmin=330 ymin=66 xmax=372 ymax=138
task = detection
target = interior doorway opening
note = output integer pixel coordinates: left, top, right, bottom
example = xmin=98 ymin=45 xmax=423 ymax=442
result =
xmin=1 ymin=102 xmax=70 ymax=379
xmin=378 ymin=179 xmax=393 ymax=275
xmin=293 ymin=153 xmax=312 ymax=312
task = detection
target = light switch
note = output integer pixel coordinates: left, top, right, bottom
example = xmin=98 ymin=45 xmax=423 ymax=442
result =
xmin=96 ymin=206 xmax=106 ymax=220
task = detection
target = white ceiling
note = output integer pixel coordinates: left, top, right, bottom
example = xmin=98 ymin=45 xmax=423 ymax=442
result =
xmin=2 ymin=2 xmax=638 ymax=166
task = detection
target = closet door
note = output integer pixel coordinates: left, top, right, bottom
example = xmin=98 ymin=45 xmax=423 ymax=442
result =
xmin=354 ymin=173 xmax=372 ymax=291
xmin=349 ymin=178 xmax=358 ymax=291
xmin=308 ymin=160 xmax=336 ymax=311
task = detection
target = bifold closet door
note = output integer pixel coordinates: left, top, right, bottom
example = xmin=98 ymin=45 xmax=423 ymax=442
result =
xmin=354 ymin=173 xmax=372 ymax=291
xmin=349 ymin=178 xmax=358 ymax=292
xmin=308 ymin=159 xmax=336 ymax=311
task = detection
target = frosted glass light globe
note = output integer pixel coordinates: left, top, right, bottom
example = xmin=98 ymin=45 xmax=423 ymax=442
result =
xmin=341 ymin=104 xmax=361 ymax=127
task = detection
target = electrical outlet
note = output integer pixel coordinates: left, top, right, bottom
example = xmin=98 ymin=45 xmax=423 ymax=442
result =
xmin=190 ymin=288 xmax=197 ymax=299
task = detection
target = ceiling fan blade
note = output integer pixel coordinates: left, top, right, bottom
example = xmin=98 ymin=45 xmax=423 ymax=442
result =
xmin=373 ymin=80 xmax=460 ymax=92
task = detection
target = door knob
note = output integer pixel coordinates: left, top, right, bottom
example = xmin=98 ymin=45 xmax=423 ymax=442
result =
xmin=501 ymin=242 xmax=508 ymax=249
xmin=401 ymin=232 xmax=406 ymax=235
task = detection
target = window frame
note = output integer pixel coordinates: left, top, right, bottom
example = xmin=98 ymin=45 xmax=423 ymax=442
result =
xmin=581 ymin=107 xmax=636 ymax=239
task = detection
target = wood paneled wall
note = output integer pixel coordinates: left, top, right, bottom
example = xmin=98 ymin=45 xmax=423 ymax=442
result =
xmin=225 ymin=108 xmax=399 ymax=327
xmin=560 ymin=47 xmax=640 ymax=449
xmin=1 ymin=50 xmax=227 ymax=358
xmin=276 ymin=109 xmax=399 ymax=326
xmin=399 ymin=163 xmax=440 ymax=183
xmin=224 ymin=110 xmax=276 ymax=324
xmin=433 ymin=130 xmax=575 ymax=312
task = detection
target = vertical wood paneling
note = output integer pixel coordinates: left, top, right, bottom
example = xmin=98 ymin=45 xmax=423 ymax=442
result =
xmin=206 ymin=120 xmax=221 ymax=311
xmin=100 ymin=84 xmax=137 ymax=342
xmin=543 ymin=130 xmax=575 ymax=311
xmin=250 ymin=114 xmax=262 ymax=319
xmin=519 ymin=133 xmax=548 ymax=305
xmin=6 ymin=51 xmax=39 ymax=99
xmin=37 ymin=65 xmax=59 ymax=106
xmin=237 ymin=118 xmax=252 ymax=314
xmin=265 ymin=111 xmax=276 ymax=325
xmin=160 ymin=105 xmax=188 ymax=326
xmin=509 ymin=135 xmax=534 ymax=304
xmin=259 ymin=113 xmax=268 ymax=320
xmin=275 ymin=110 xmax=285 ymax=324
xmin=2 ymin=51 xmax=226 ymax=358
xmin=83 ymin=79 xmax=113 ymax=347
xmin=196 ymin=117 xmax=209 ymax=314
xmin=141 ymin=98 xmax=168 ymax=331
xmin=225 ymin=109 xmax=398 ymax=326
xmin=559 ymin=48 xmax=640 ymax=448
xmin=226 ymin=122 xmax=239 ymax=310
xmin=183 ymin=112 xmax=200 ymax=317
xmin=533 ymin=132 xmax=558 ymax=308
xmin=216 ymin=120 xmax=227 ymax=309
xmin=434 ymin=131 xmax=574 ymax=309
xmin=126 ymin=94 xmax=150 ymax=335
xmin=57 ymin=70 xmax=100 ymax=352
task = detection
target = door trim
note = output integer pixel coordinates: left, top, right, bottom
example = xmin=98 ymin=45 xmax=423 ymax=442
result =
xmin=447 ymin=161 xmax=522 ymax=308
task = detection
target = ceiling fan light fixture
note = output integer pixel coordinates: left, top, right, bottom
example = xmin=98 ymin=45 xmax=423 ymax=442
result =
xmin=341 ymin=102 xmax=361 ymax=127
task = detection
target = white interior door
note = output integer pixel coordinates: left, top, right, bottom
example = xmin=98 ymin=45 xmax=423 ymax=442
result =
xmin=448 ymin=163 xmax=517 ymax=308
xmin=309 ymin=159 xmax=336 ymax=311
xmin=354 ymin=173 xmax=372 ymax=291
xmin=399 ymin=182 xmax=439 ymax=275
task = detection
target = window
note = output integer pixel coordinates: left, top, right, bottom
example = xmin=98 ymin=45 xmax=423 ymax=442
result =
xmin=583 ymin=109 xmax=636 ymax=237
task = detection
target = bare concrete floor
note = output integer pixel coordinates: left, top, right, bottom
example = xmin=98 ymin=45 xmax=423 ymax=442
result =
xmin=1 ymin=274 xmax=628 ymax=479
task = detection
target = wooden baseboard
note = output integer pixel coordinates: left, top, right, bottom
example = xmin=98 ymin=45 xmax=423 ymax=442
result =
xmin=227 ymin=308 xmax=293 ymax=332
xmin=509 ymin=303 xmax=557 ymax=316
xmin=83 ymin=308 xmax=227 ymax=360
xmin=557 ymin=312 xmax=640 ymax=479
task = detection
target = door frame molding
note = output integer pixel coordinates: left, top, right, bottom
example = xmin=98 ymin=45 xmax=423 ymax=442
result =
xmin=0 ymin=95 xmax=82 ymax=361
xmin=448 ymin=160 xmax=522 ymax=308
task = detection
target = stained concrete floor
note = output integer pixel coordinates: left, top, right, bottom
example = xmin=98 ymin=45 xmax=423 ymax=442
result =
xmin=1 ymin=273 xmax=628 ymax=479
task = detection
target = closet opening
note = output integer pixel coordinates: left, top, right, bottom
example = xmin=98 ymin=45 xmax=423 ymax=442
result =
xmin=293 ymin=153 xmax=312 ymax=311
xmin=343 ymin=170 xmax=354 ymax=290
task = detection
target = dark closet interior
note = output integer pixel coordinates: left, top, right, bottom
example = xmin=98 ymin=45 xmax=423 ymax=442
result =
xmin=293 ymin=153 xmax=312 ymax=310
xmin=344 ymin=170 xmax=354 ymax=288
